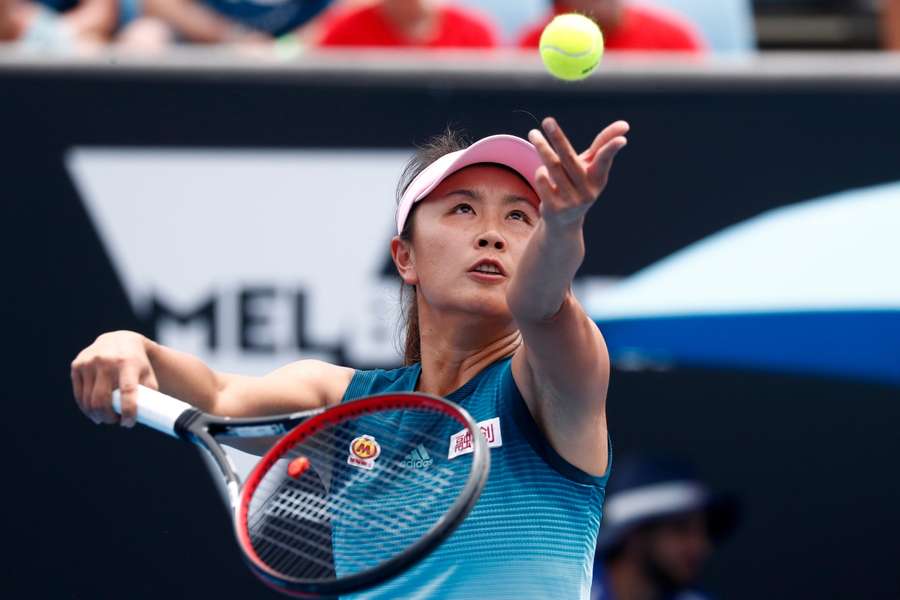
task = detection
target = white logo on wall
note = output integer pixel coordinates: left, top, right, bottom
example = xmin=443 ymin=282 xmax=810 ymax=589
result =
xmin=66 ymin=148 xmax=412 ymax=374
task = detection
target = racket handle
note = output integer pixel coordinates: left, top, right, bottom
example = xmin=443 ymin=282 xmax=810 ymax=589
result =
xmin=112 ymin=385 xmax=194 ymax=438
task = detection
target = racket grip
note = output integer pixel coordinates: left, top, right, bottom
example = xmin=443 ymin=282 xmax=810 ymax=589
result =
xmin=112 ymin=385 xmax=194 ymax=438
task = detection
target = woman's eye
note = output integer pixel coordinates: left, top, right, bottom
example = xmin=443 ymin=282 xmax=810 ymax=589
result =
xmin=453 ymin=203 xmax=474 ymax=214
xmin=509 ymin=210 xmax=530 ymax=223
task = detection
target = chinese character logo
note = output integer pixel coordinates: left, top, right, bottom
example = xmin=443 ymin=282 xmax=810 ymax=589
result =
xmin=453 ymin=431 xmax=473 ymax=456
xmin=448 ymin=417 xmax=503 ymax=460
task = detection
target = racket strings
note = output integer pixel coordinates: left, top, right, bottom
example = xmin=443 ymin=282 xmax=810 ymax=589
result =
xmin=252 ymin=434 xmax=457 ymax=578
xmin=247 ymin=410 xmax=456 ymax=530
xmin=244 ymin=407 xmax=472 ymax=581
xmin=247 ymin=422 xmax=455 ymax=532
xmin=253 ymin=452 xmax=451 ymax=544
xmin=253 ymin=458 xmax=450 ymax=577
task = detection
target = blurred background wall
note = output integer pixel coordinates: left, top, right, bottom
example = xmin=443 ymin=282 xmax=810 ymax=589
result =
xmin=3 ymin=56 xmax=898 ymax=599
xmin=3 ymin=0 xmax=900 ymax=598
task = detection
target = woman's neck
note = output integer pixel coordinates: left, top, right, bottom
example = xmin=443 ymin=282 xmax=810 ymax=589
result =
xmin=415 ymin=307 xmax=521 ymax=397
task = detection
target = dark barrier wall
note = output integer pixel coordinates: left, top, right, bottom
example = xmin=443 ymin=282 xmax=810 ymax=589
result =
xmin=3 ymin=56 xmax=899 ymax=599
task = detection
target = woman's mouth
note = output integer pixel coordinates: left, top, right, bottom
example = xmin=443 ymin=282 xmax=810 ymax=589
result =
xmin=468 ymin=259 xmax=506 ymax=283
xmin=473 ymin=264 xmax=502 ymax=275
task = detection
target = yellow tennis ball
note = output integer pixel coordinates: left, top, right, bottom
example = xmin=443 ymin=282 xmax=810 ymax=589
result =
xmin=539 ymin=13 xmax=604 ymax=81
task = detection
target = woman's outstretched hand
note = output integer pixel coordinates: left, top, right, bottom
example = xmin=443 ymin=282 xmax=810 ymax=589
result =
xmin=527 ymin=117 xmax=629 ymax=230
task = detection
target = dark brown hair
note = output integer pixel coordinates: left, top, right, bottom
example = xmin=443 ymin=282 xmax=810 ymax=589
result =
xmin=396 ymin=128 xmax=470 ymax=365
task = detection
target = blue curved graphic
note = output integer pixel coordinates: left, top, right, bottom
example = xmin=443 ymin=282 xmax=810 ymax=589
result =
xmin=587 ymin=182 xmax=900 ymax=386
xmin=600 ymin=311 xmax=900 ymax=385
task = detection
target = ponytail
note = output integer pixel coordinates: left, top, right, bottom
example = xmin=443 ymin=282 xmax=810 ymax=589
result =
xmin=394 ymin=127 xmax=470 ymax=365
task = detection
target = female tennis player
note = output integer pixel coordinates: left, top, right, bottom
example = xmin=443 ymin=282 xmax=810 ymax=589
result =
xmin=71 ymin=116 xmax=628 ymax=599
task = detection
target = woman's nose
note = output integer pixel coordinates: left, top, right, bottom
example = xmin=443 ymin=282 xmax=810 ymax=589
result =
xmin=477 ymin=235 xmax=505 ymax=250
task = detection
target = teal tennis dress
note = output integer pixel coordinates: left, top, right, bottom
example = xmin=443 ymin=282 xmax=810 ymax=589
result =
xmin=337 ymin=357 xmax=611 ymax=599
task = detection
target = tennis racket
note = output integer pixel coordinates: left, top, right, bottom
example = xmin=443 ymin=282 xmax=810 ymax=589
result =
xmin=111 ymin=385 xmax=489 ymax=597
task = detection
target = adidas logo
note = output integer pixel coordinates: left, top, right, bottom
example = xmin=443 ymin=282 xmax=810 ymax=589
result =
xmin=402 ymin=444 xmax=433 ymax=469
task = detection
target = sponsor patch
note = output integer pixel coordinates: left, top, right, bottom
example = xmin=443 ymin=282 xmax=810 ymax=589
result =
xmin=448 ymin=417 xmax=502 ymax=460
xmin=348 ymin=434 xmax=381 ymax=470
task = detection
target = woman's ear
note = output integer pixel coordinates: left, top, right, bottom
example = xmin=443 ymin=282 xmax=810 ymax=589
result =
xmin=391 ymin=236 xmax=418 ymax=286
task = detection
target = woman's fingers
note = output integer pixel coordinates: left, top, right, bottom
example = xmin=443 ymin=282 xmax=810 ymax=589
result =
xmin=533 ymin=166 xmax=557 ymax=204
xmin=528 ymin=127 xmax=579 ymax=204
xmin=71 ymin=364 xmax=98 ymax=424
xmin=530 ymin=118 xmax=629 ymax=206
xmin=590 ymin=136 xmax=628 ymax=185
xmin=117 ymin=364 xmax=142 ymax=428
xmin=583 ymin=121 xmax=630 ymax=163
xmin=71 ymin=363 xmax=83 ymax=408
xmin=70 ymin=331 xmax=156 ymax=427
xmin=80 ymin=369 xmax=97 ymax=425
xmin=89 ymin=367 xmax=118 ymax=425
xmin=81 ymin=369 xmax=99 ymax=423
xmin=541 ymin=117 xmax=592 ymax=199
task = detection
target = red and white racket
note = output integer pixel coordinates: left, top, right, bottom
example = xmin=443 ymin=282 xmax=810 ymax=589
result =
xmin=112 ymin=385 xmax=489 ymax=597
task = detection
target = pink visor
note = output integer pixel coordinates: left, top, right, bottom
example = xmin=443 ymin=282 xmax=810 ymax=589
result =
xmin=396 ymin=134 xmax=543 ymax=235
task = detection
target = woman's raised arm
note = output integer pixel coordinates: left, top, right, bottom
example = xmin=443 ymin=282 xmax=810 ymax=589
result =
xmin=506 ymin=117 xmax=628 ymax=475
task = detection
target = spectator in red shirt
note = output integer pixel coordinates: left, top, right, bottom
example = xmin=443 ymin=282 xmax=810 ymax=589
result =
xmin=884 ymin=0 xmax=900 ymax=50
xmin=317 ymin=0 xmax=498 ymax=48
xmin=518 ymin=0 xmax=705 ymax=53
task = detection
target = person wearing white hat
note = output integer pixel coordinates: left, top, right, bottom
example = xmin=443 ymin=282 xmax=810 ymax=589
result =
xmin=592 ymin=456 xmax=740 ymax=600
xmin=71 ymin=116 xmax=629 ymax=598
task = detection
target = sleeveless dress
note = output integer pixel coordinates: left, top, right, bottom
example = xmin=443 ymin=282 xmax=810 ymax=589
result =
xmin=336 ymin=357 xmax=611 ymax=599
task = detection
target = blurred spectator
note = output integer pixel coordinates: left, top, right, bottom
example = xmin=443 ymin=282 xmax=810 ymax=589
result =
xmin=453 ymin=0 xmax=544 ymax=44
xmin=592 ymin=456 xmax=739 ymax=600
xmin=883 ymin=0 xmax=900 ymax=49
xmin=644 ymin=0 xmax=755 ymax=53
xmin=0 ymin=0 xmax=115 ymax=49
xmin=117 ymin=0 xmax=332 ymax=49
xmin=518 ymin=0 xmax=705 ymax=53
xmin=316 ymin=0 xmax=497 ymax=48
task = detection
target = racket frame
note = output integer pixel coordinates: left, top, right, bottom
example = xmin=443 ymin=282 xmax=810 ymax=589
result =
xmin=114 ymin=386 xmax=489 ymax=598
xmin=172 ymin=407 xmax=324 ymax=509
xmin=235 ymin=393 xmax=489 ymax=597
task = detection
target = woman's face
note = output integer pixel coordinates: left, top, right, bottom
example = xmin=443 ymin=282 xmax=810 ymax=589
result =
xmin=394 ymin=164 xmax=541 ymax=320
